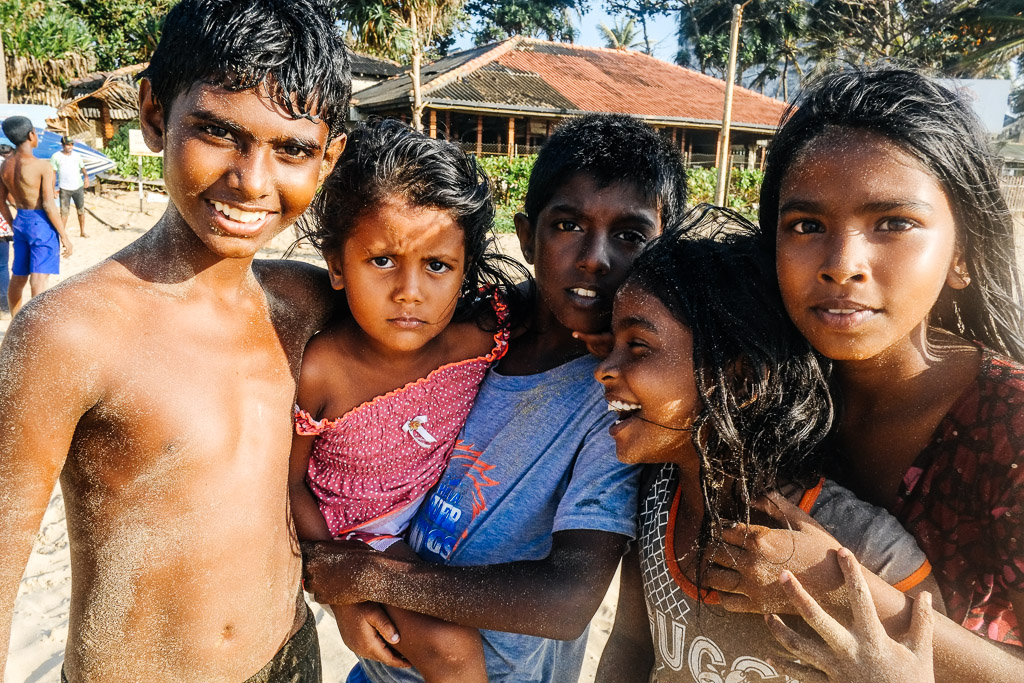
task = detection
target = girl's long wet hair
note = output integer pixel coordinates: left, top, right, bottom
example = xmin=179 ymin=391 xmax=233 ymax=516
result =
xmin=303 ymin=118 xmax=530 ymax=326
xmin=628 ymin=205 xmax=833 ymax=589
xmin=760 ymin=66 xmax=1024 ymax=362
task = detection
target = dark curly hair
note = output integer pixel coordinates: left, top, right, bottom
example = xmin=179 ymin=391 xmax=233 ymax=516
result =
xmin=304 ymin=118 xmax=530 ymax=325
xmin=760 ymin=66 xmax=1024 ymax=363
xmin=141 ymin=0 xmax=351 ymax=139
xmin=627 ymin=204 xmax=833 ymax=589
xmin=524 ymin=113 xmax=687 ymax=227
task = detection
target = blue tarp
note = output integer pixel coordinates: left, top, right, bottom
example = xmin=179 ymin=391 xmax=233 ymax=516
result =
xmin=0 ymin=121 xmax=116 ymax=179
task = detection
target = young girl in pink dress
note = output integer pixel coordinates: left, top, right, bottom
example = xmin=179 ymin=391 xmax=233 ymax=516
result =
xmin=289 ymin=118 xmax=522 ymax=682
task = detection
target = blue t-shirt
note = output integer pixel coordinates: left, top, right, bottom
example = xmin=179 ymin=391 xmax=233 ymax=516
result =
xmin=359 ymin=354 xmax=642 ymax=683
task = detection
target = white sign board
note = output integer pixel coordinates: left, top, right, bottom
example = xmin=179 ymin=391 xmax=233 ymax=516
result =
xmin=128 ymin=129 xmax=162 ymax=157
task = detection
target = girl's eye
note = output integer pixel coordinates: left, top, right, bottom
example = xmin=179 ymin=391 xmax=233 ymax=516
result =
xmin=370 ymin=256 xmax=393 ymax=268
xmin=627 ymin=340 xmax=650 ymax=355
xmin=878 ymin=217 xmax=918 ymax=232
xmin=426 ymin=261 xmax=451 ymax=274
xmin=790 ymin=219 xmax=823 ymax=235
xmin=555 ymin=221 xmax=582 ymax=232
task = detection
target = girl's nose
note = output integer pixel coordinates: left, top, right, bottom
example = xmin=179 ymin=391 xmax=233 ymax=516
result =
xmin=595 ymin=354 xmax=619 ymax=385
xmin=392 ymin=268 xmax=424 ymax=304
xmin=819 ymin=233 xmax=868 ymax=285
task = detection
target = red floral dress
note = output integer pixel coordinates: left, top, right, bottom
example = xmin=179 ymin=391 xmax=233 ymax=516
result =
xmin=295 ymin=294 xmax=509 ymax=550
xmin=893 ymin=347 xmax=1024 ymax=646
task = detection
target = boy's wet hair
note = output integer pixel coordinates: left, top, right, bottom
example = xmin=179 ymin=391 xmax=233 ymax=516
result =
xmin=305 ymin=117 xmax=530 ymax=324
xmin=524 ymin=113 xmax=687 ymax=226
xmin=627 ymin=204 xmax=832 ymax=590
xmin=141 ymin=0 xmax=351 ymax=138
xmin=1 ymin=117 xmax=34 ymax=146
xmin=760 ymin=66 xmax=1024 ymax=362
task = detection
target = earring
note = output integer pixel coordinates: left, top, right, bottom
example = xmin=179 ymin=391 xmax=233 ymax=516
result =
xmin=957 ymin=269 xmax=971 ymax=287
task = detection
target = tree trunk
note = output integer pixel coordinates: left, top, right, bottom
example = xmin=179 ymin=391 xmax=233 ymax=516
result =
xmin=782 ymin=57 xmax=789 ymax=102
xmin=640 ymin=15 xmax=652 ymax=55
xmin=0 ymin=31 xmax=7 ymax=105
xmin=410 ymin=10 xmax=424 ymax=132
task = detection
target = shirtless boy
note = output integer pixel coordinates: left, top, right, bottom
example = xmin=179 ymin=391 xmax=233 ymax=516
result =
xmin=0 ymin=1 xmax=350 ymax=681
xmin=0 ymin=116 xmax=73 ymax=314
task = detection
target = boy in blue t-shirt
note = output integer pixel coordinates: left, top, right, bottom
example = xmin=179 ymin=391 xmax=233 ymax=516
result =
xmin=302 ymin=114 xmax=688 ymax=682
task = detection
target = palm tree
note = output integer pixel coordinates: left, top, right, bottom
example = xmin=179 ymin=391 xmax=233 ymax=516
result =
xmin=955 ymin=1 xmax=1024 ymax=74
xmin=598 ymin=17 xmax=644 ymax=50
xmin=1 ymin=31 xmax=8 ymax=104
xmin=340 ymin=0 xmax=466 ymax=132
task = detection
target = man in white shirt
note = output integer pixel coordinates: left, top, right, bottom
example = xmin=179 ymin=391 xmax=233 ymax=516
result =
xmin=51 ymin=136 xmax=89 ymax=238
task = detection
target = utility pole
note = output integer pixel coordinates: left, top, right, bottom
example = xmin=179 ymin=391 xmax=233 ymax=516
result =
xmin=715 ymin=2 xmax=748 ymax=206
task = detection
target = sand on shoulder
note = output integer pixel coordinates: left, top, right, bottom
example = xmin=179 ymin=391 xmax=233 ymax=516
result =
xmin=4 ymin=190 xmax=615 ymax=682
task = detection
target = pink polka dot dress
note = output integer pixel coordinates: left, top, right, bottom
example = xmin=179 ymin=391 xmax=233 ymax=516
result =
xmin=294 ymin=294 xmax=509 ymax=550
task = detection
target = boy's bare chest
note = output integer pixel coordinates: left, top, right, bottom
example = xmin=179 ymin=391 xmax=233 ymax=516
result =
xmin=74 ymin=312 xmax=302 ymax=488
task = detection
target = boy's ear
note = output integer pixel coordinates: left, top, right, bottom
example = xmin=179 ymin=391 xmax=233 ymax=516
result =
xmin=513 ymin=212 xmax=536 ymax=265
xmin=946 ymin=253 xmax=971 ymax=290
xmin=138 ymin=78 xmax=166 ymax=154
xmin=318 ymin=133 xmax=347 ymax=187
xmin=324 ymin=252 xmax=345 ymax=291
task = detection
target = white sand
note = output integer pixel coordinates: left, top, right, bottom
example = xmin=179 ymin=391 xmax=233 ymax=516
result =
xmin=3 ymin=190 xmax=616 ymax=682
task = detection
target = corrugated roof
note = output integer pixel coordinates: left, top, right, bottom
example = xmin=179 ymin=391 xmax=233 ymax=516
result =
xmin=350 ymin=52 xmax=404 ymax=79
xmin=353 ymin=37 xmax=788 ymax=131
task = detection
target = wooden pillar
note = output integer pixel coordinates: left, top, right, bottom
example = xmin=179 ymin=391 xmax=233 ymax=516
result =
xmin=429 ymin=109 xmax=437 ymax=139
xmin=687 ymin=136 xmax=693 ymax=166
xmin=545 ymin=120 xmax=551 ymax=137
xmin=100 ymin=102 xmax=114 ymax=142
xmin=476 ymin=115 xmax=483 ymax=156
xmin=507 ymin=117 xmax=515 ymax=158
xmin=444 ymin=110 xmax=451 ymax=139
xmin=679 ymin=129 xmax=686 ymax=155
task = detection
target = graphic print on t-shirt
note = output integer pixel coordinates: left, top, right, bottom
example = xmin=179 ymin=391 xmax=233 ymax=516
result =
xmin=409 ymin=440 xmax=498 ymax=561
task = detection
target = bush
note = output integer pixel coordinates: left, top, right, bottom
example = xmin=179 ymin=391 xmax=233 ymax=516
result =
xmin=687 ymin=167 xmax=763 ymax=219
xmin=104 ymin=123 xmax=164 ymax=180
xmin=473 ymin=156 xmax=764 ymax=232
xmin=477 ymin=155 xmax=534 ymax=233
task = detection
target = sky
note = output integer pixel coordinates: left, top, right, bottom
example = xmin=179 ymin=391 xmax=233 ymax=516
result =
xmin=453 ymin=4 xmax=682 ymax=62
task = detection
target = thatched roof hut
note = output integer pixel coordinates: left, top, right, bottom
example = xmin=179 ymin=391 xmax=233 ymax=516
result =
xmin=56 ymin=64 xmax=145 ymax=145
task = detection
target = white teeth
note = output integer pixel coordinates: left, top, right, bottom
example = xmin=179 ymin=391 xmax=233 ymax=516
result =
xmin=826 ymin=309 xmax=858 ymax=315
xmin=571 ymin=288 xmax=599 ymax=298
xmin=607 ymin=400 xmax=641 ymax=412
xmin=212 ymin=200 xmax=268 ymax=224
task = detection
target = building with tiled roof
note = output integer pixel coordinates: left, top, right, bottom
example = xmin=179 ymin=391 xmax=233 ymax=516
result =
xmin=352 ymin=36 xmax=789 ymax=166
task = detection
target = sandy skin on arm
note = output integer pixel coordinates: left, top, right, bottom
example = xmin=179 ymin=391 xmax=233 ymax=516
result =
xmin=0 ymin=76 xmax=344 ymax=681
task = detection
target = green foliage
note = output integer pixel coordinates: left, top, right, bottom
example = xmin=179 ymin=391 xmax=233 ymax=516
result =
xmin=686 ymin=167 xmax=763 ymax=219
xmin=478 ymin=155 xmax=534 ymax=233
xmin=468 ymin=0 xmax=583 ymax=43
xmin=0 ymin=0 xmax=94 ymax=61
xmin=598 ymin=17 xmax=643 ymax=50
xmin=104 ymin=124 xmax=164 ymax=180
xmin=63 ymin=0 xmax=173 ymax=70
xmin=477 ymin=157 xmax=764 ymax=231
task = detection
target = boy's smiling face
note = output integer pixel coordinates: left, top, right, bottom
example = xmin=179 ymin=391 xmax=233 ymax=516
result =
xmin=139 ymin=79 xmax=345 ymax=259
xmin=515 ymin=173 xmax=661 ymax=335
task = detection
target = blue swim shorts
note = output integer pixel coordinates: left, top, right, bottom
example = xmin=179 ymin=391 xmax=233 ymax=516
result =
xmin=12 ymin=209 xmax=60 ymax=276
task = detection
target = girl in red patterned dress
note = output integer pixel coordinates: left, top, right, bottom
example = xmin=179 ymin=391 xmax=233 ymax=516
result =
xmin=289 ymin=119 xmax=522 ymax=682
xmin=710 ymin=68 xmax=1024 ymax=681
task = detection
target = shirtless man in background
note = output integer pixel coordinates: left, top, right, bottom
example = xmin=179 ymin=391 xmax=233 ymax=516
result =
xmin=0 ymin=116 xmax=72 ymax=314
xmin=0 ymin=0 xmax=350 ymax=680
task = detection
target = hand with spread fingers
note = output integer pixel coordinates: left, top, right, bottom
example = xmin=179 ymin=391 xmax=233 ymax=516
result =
xmin=703 ymin=492 xmax=846 ymax=615
xmin=765 ymin=548 xmax=935 ymax=683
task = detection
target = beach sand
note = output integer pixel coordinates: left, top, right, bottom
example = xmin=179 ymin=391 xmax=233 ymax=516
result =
xmin=3 ymin=190 xmax=617 ymax=682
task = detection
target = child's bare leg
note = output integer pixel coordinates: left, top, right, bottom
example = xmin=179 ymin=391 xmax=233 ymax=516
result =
xmin=382 ymin=541 xmax=488 ymax=683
